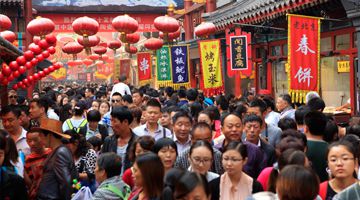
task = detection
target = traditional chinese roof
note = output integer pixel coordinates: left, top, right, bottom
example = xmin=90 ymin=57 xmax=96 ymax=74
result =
xmin=0 ymin=36 xmax=22 ymax=64
xmin=202 ymin=0 xmax=330 ymax=29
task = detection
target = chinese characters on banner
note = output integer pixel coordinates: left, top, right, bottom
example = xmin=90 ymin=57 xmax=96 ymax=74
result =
xmin=120 ymin=59 xmax=131 ymax=78
xmin=198 ymin=39 xmax=224 ymax=95
xmin=170 ymin=45 xmax=190 ymax=88
xmin=156 ymin=46 xmax=172 ymax=87
xmin=288 ymin=14 xmax=321 ymax=103
xmin=230 ymin=36 xmax=248 ymax=70
xmin=137 ymin=52 xmax=152 ymax=85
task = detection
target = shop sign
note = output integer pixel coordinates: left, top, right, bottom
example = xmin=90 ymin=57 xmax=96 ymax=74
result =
xmin=337 ymin=61 xmax=350 ymax=73
xmin=230 ymin=35 xmax=248 ymax=70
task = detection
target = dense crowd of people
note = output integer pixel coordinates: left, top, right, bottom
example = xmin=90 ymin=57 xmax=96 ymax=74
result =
xmin=0 ymin=75 xmax=359 ymax=200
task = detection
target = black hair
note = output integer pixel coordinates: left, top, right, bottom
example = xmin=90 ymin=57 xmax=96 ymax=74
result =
xmin=86 ymin=87 xmax=95 ymax=94
xmin=122 ymin=94 xmax=133 ymax=104
xmin=30 ymin=97 xmax=49 ymax=113
xmin=165 ymin=87 xmax=174 ymax=97
xmin=87 ymin=110 xmax=101 ymax=122
xmin=172 ymin=110 xmax=192 ymax=124
xmin=129 ymin=136 xmax=155 ymax=162
xmin=59 ymin=103 xmax=72 ymax=122
xmin=0 ymin=105 xmax=21 ymax=118
xmin=307 ymin=97 xmax=326 ymax=112
xmin=186 ymin=89 xmax=198 ymax=101
xmin=146 ymin=98 xmax=162 ymax=110
xmin=189 ymin=140 xmax=214 ymax=158
xmin=130 ymin=106 xmax=143 ymax=124
xmin=0 ymin=132 xmax=12 ymax=167
xmin=119 ymin=75 xmax=127 ymax=82
xmin=277 ymin=118 xmax=297 ymax=131
xmin=132 ymin=88 xmax=143 ymax=97
xmin=174 ymin=172 xmax=210 ymax=200
xmin=243 ymin=114 xmax=263 ymax=126
xmin=97 ymin=152 xmax=122 ymax=178
xmin=73 ymin=101 xmax=86 ymax=116
xmin=191 ymin=122 xmax=212 ymax=137
xmin=112 ymin=92 xmax=122 ymax=98
xmin=323 ymin=118 xmax=339 ymax=143
xmin=215 ymin=95 xmax=229 ymax=111
xmin=248 ymin=98 xmax=267 ymax=114
xmin=152 ymin=138 xmax=178 ymax=155
xmin=87 ymin=136 xmax=102 ymax=150
xmin=178 ymin=89 xmax=186 ymax=99
xmin=223 ymin=141 xmax=247 ymax=159
xmin=295 ymin=105 xmax=310 ymax=125
xmin=304 ymin=111 xmax=327 ymax=136
xmin=18 ymin=105 xmax=30 ymax=115
xmin=348 ymin=125 xmax=360 ymax=138
xmin=221 ymin=112 xmax=241 ymax=127
xmin=233 ymin=103 xmax=248 ymax=117
xmin=63 ymin=129 xmax=90 ymax=158
xmin=263 ymin=96 xmax=276 ymax=111
xmin=205 ymin=105 xmax=221 ymax=120
xmin=189 ymin=102 xmax=203 ymax=120
xmin=280 ymin=129 xmax=307 ymax=151
xmin=110 ymin=106 xmax=133 ymax=124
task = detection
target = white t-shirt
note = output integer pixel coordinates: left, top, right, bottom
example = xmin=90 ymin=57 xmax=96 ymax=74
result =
xmin=111 ymin=82 xmax=131 ymax=97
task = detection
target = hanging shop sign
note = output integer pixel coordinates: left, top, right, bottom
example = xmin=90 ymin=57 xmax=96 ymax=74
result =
xmin=170 ymin=45 xmax=190 ymax=88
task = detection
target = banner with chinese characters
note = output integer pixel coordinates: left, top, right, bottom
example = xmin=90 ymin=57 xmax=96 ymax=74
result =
xmin=137 ymin=52 xmax=152 ymax=85
xmin=156 ymin=46 xmax=172 ymax=87
xmin=230 ymin=35 xmax=248 ymax=70
xmin=288 ymin=14 xmax=321 ymax=103
xmin=170 ymin=45 xmax=191 ymax=89
xmin=198 ymin=39 xmax=224 ymax=95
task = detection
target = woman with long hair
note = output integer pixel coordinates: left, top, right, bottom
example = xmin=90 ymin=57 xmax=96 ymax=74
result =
xmin=152 ymin=138 xmax=177 ymax=174
xmin=129 ymin=152 xmax=164 ymax=200
xmin=319 ymin=140 xmax=359 ymax=200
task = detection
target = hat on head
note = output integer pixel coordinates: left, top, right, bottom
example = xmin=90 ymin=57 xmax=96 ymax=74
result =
xmin=204 ymin=98 xmax=214 ymax=106
xmin=31 ymin=118 xmax=70 ymax=139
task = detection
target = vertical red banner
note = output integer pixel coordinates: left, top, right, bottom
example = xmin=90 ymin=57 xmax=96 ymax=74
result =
xmin=137 ymin=52 xmax=152 ymax=82
xmin=120 ymin=59 xmax=131 ymax=78
xmin=288 ymin=14 xmax=321 ymax=103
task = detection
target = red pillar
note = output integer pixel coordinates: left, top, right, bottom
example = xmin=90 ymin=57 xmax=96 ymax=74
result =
xmin=184 ymin=0 xmax=193 ymax=41
xmin=25 ymin=0 xmax=34 ymax=98
xmin=206 ymin=0 xmax=216 ymax=13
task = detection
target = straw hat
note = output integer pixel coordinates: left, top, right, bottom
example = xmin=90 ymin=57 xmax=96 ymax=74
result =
xmin=31 ymin=118 xmax=70 ymax=139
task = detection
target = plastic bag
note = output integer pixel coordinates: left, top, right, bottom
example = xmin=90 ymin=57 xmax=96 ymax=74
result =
xmin=71 ymin=186 xmax=93 ymax=200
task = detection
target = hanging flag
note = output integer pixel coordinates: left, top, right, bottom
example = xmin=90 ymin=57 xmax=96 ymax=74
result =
xmin=137 ymin=52 xmax=152 ymax=85
xmin=119 ymin=59 xmax=131 ymax=78
xmin=288 ymin=14 xmax=321 ymax=103
xmin=49 ymin=68 xmax=66 ymax=80
xmin=229 ymin=34 xmax=252 ymax=77
xmin=170 ymin=45 xmax=190 ymax=89
xmin=156 ymin=46 xmax=172 ymax=87
xmin=198 ymin=39 xmax=224 ymax=96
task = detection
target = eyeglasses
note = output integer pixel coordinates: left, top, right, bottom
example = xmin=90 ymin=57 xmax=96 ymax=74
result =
xmin=8 ymin=95 xmax=17 ymax=99
xmin=222 ymin=157 xmax=243 ymax=163
xmin=191 ymin=157 xmax=212 ymax=165
xmin=328 ymin=157 xmax=355 ymax=164
xmin=112 ymin=99 xmax=121 ymax=103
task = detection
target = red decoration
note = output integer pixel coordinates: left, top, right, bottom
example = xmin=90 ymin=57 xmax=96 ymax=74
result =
xmin=33 ymin=73 xmax=40 ymax=80
xmin=154 ymin=15 xmax=179 ymax=33
xmin=88 ymin=54 xmax=99 ymax=61
xmin=22 ymin=78 xmax=29 ymax=85
xmin=160 ymin=28 xmax=180 ymax=40
xmin=47 ymin=46 xmax=56 ymax=54
xmin=125 ymin=46 xmax=137 ymax=54
xmin=93 ymin=46 xmax=107 ymax=55
xmin=108 ymin=40 xmax=121 ymax=51
xmin=18 ymin=66 xmax=26 ymax=74
xmin=72 ymin=16 xmax=99 ymax=37
xmin=24 ymin=50 xmax=35 ymax=61
xmin=62 ymin=42 xmax=83 ymax=59
xmin=112 ymin=15 xmax=138 ymax=34
xmin=13 ymin=70 xmax=20 ymax=78
xmin=43 ymin=68 xmax=50 ymax=74
xmin=25 ymin=62 xmax=33 ymax=70
xmin=1 ymin=65 xmax=11 ymax=76
xmin=36 ymin=54 xmax=45 ymax=62
xmin=83 ymin=59 xmax=93 ymax=66
xmin=101 ymin=54 xmax=109 ymax=61
xmin=125 ymin=32 xmax=140 ymax=44
xmin=0 ymin=14 xmax=11 ymax=31
xmin=7 ymin=74 xmax=14 ymax=82
xmin=1 ymin=78 xmax=8 ymax=85
xmin=31 ymin=58 xmax=39 ymax=66
xmin=27 ymin=17 xmax=55 ymax=37
xmin=33 ymin=36 xmax=41 ymax=44
xmin=54 ymin=62 xmax=63 ymax=69
xmin=38 ymin=39 xmax=50 ymax=49
xmin=194 ymin=22 xmax=216 ymax=38
xmin=144 ymin=38 xmax=163 ymax=51
xmin=137 ymin=52 xmax=152 ymax=81
xmin=12 ymin=84 xmax=18 ymax=90
xmin=28 ymin=75 xmax=34 ymax=83
xmin=9 ymin=61 xmax=19 ymax=71
xmin=42 ymin=50 xmax=50 ymax=58
xmin=38 ymin=71 xmax=45 ymax=78
xmin=48 ymin=65 xmax=55 ymax=72
xmin=16 ymin=56 xmax=27 ymax=66
xmin=29 ymin=43 xmax=42 ymax=55
xmin=45 ymin=34 xmax=57 ymax=45
xmin=0 ymin=31 xmax=16 ymax=43
xmin=77 ymin=35 xmax=100 ymax=47
xmin=74 ymin=60 xmax=83 ymax=66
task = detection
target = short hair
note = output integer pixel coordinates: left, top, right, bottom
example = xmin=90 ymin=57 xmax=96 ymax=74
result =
xmin=30 ymin=97 xmax=49 ymax=113
xmin=205 ymin=105 xmax=221 ymax=120
xmin=119 ymin=74 xmax=127 ymax=82
xmin=323 ymin=119 xmax=339 ymax=143
xmin=110 ymin=106 xmax=133 ymax=124
xmin=129 ymin=136 xmax=155 ymax=162
xmin=348 ymin=125 xmax=360 ymax=138
xmin=307 ymin=97 xmax=326 ymax=112
xmin=172 ymin=110 xmax=192 ymax=124
xmin=262 ymin=96 xmax=276 ymax=111
xmin=243 ymin=114 xmax=263 ymax=126
xmin=221 ymin=112 xmax=241 ymax=126
xmin=248 ymin=98 xmax=267 ymax=113
xmin=277 ymin=118 xmax=297 ymax=131
xmin=132 ymin=89 xmax=143 ymax=97
xmin=189 ymin=102 xmax=203 ymax=119
xmin=112 ymin=92 xmax=122 ymax=98
xmin=295 ymin=105 xmax=310 ymax=125
xmin=96 ymin=152 xmax=122 ymax=178
xmin=152 ymin=138 xmax=178 ymax=155
xmin=305 ymin=91 xmax=320 ymax=104
xmin=279 ymin=129 xmax=307 ymax=152
xmin=191 ymin=122 xmax=212 ymax=136
xmin=87 ymin=110 xmax=101 ymax=122
xmin=177 ymin=89 xmax=186 ymax=98
xmin=186 ymin=89 xmax=198 ymax=101
xmin=279 ymin=94 xmax=292 ymax=106
xmin=165 ymin=87 xmax=174 ymax=97
xmin=215 ymin=95 xmax=229 ymax=111
xmin=223 ymin=141 xmax=247 ymax=159
xmin=87 ymin=136 xmax=102 ymax=150
xmin=130 ymin=107 xmax=142 ymax=124
xmin=304 ymin=111 xmax=327 ymax=136
xmin=277 ymin=165 xmax=319 ymax=200
xmin=86 ymin=87 xmax=95 ymax=94
xmin=146 ymin=98 xmax=162 ymax=110
xmin=0 ymin=105 xmax=21 ymax=118
xmin=122 ymin=94 xmax=133 ymax=104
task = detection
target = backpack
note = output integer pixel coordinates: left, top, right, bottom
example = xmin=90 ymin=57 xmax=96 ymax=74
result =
xmin=65 ymin=119 xmax=88 ymax=133
xmin=101 ymin=183 xmax=131 ymax=200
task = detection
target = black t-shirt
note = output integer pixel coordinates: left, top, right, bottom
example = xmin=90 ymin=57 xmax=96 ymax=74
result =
xmin=326 ymin=182 xmax=337 ymax=200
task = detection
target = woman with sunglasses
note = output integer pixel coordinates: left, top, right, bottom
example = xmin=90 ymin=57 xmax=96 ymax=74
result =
xmin=319 ymin=140 xmax=358 ymax=200
xmin=209 ymin=141 xmax=263 ymax=200
xmin=187 ymin=140 xmax=219 ymax=182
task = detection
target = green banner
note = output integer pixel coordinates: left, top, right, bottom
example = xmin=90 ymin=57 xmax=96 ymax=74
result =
xmin=156 ymin=46 xmax=172 ymax=81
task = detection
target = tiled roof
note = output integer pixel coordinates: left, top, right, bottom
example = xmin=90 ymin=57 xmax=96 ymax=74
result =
xmin=0 ymin=0 xmax=22 ymax=3
xmin=203 ymin=0 xmax=330 ymax=29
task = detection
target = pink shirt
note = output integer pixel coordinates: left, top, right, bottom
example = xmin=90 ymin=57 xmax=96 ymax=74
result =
xmin=256 ymin=167 xmax=274 ymax=191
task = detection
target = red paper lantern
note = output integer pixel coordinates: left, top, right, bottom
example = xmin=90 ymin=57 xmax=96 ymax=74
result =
xmin=154 ymin=15 xmax=179 ymax=33
xmin=43 ymin=68 xmax=50 ymax=74
xmin=42 ymin=50 xmax=50 ymax=58
xmin=93 ymin=46 xmax=107 ymax=55
xmin=67 ymin=60 xmax=76 ymax=67
xmin=33 ymin=36 xmax=41 ymax=44
xmin=194 ymin=22 xmax=216 ymax=38
xmin=1 ymin=65 xmax=11 ymax=76
xmin=144 ymin=38 xmax=163 ymax=51
xmin=0 ymin=14 xmax=11 ymax=31
xmin=160 ymin=28 xmax=181 ymax=40
xmin=45 ymin=34 xmax=57 ymax=45
xmin=9 ymin=61 xmax=19 ymax=71
xmin=24 ymin=50 xmax=35 ymax=61
xmin=38 ymin=71 xmax=45 ymax=78
xmin=16 ymin=56 xmax=27 ymax=66
xmin=47 ymin=46 xmax=56 ymax=54
xmin=22 ymin=78 xmax=29 ymax=85
xmin=48 ymin=65 xmax=55 ymax=72
xmin=13 ymin=70 xmax=20 ymax=78
xmin=25 ymin=62 xmax=33 ymax=70
xmin=28 ymin=75 xmax=34 ymax=83
xmin=72 ymin=16 xmax=99 ymax=37
xmin=38 ymin=39 xmax=50 ymax=49
xmin=27 ymin=17 xmax=55 ymax=37
xmin=62 ymin=42 xmax=83 ymax=54
xmin=125 ymin=32 xmax=140 ymax=44
xmin=74 ymin=60 xmax=83 ymax=66
xmin=95 ymin=60 xmax=104 ymax=67
xmin=54 ymin=62 xmax=62 ymax=69
xmin=12 ymin=84 xmax=18 ymax=90
xmin=88 ymin=54 xmax=99 ymax=61
xmin=0 ymin=31 xmax=16 ymax=43
xmin=83 ymin=59 xmax=93 ymax=66
xmin=29 ymin=43 xmax=42 ymax=55
xmin=108 ymin=40 xmax=121 ymax=51
xmin=33 ymin=73 xmax=40 ymax=80
xmin=36 ymin=54 xmax=45 ymax=62
xmin=18 ymin=66 xmax=26 ymax=74
xmin=77 ymin=35 xmax=100 ymax=47
xmin=112 ymin=15 xmax=138 ymax=34
xmin=126 ymin=46 xmax=137 ymax=54
xmin=19 ymin=82 xmax=26 ymax=89
xmin=31 ymin=58 xmax=39 ymax=66
xmin=8 ymin=74 xmax=14 ymax=82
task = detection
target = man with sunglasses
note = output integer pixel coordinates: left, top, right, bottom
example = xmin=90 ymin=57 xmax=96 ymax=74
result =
xmin=8 ymin=90 xmax=18 ymax=105
xmin=102 ymin=92 xmax=123 ymax=136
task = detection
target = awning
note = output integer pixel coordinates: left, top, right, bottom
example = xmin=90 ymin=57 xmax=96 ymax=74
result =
xmin=202 ymin=0 xmax=330 ymax=30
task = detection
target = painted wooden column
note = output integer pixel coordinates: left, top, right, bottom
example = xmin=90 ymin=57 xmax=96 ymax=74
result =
xmin=184 ymin=0 xmax=193 ymax=41
xmin=206 ymin=0 xmax=216 ymax=13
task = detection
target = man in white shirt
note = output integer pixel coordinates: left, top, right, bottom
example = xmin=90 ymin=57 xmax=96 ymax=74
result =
xmin=110 ymin=75 xmax=131 ymax=98
xmin=0 ymin=105 xmax=30 ymax=155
